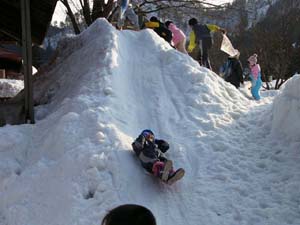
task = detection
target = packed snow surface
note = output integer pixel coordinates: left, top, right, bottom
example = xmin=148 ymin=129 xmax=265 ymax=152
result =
xmin=0 ymin=19 xmax=299 ymax=225
xmin=0 ymin=79 xmax=23 ymax=98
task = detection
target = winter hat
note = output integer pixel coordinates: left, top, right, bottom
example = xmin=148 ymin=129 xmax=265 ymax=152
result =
xmin=188 ymin=18 xmax=198 ymax=26
xmin=141 ymin=129 xmax=155 ymax=141
xmin=142 ymin=129 xmax=154 ymax=135
xmin=150 ymin=16 xmax=159 ymax=22
xmin=248 ymin=54 xmax=258 ymax=66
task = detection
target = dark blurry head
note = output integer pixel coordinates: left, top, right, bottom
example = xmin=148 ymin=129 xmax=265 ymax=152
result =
xmin=188 ymin=18 xmax=198 ymax=26
xmin=165 ymin=20 xmax=173 ymax=28
xmin=150 ymin=16 xmax=159 ymax=22
xmin=142 ymin=129 xmax=155 ymax=142
xmin=101 ymin=204 xmax=156 ymax=225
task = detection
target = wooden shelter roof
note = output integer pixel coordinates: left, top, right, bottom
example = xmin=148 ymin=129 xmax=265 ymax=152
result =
xmin=0 ymin=0 xmax=58 ymax=45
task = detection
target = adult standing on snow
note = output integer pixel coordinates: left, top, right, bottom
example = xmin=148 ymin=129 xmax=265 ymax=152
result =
xmin=248 ymin=54 xmax=262 ymax=100
xmin=165 ymin=21 xmax=188 ymax=54
xmin=224 ymin=51 xmax=244 ymax=89
xmin=188 ymin=18 xmax=226 ymax=70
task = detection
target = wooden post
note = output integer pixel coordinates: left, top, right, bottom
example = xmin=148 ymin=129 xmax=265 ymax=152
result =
xmin=21 ymin=0 xmax=35 ymax=124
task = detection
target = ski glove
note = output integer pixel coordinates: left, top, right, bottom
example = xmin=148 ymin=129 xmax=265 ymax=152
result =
xmin=155 ymin=139 xmax=169 ymax=153
xmin=132 ymin=135 xmax=146 ymax=156
xmin=219 ymin=28 xmax=227 ymax=34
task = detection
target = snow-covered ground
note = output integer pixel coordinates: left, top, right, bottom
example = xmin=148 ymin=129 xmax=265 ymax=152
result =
xmin=0 ymin=67 xmax=36 ymax=98
xmin=0 ymin=19 xmax=299 ymax=225
xmin=0 ymin=79 xmax=24 ymax=98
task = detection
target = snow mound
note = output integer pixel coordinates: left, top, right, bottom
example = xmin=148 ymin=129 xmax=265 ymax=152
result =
xmin=36 ymin=18 xmax=250 ymax=130
xmin=271 ymin=74 xmax=300 ymax=142
xmin=0 ymin=79 xmax=23 ymax=98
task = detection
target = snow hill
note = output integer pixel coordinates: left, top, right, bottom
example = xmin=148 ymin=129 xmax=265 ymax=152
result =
xmin=0 ymin=19 xmax=299 ymax=225
xmin=0 ymin=79 xmax=23 ymax=98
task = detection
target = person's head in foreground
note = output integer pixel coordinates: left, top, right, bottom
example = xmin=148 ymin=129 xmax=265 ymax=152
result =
xmin=101 ymin=204 xmax=156 ymax=225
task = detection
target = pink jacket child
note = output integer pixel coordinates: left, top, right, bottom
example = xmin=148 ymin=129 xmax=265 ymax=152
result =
xmin=248 ymin=54 xmax=260 ymax=79
xmin=248 ymin=54 xmax=262 ymax=100
xmin=165 ymin=21 xmax=188 ymax=54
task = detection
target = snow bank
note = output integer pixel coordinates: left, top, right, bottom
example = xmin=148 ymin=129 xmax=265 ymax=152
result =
xmin=271 ymin=74 xmax=300 ymax=142
xmin=0 ymin=79 xmax=23 ymax=98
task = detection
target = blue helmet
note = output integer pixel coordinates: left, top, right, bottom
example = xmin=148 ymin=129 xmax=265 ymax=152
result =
xmin=141 ymin=129 xmax=155 ymax=141
xmin=141 ymin=129 xmax=154 ymax=136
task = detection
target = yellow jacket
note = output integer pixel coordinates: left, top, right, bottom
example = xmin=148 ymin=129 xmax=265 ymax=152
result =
xmin=144 ymin=21 xmax=160 ymax=29
xmin=187 ymin=24 xmax=221 ymax=53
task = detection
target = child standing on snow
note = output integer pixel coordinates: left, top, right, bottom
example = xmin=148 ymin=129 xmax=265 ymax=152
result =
xmin=132 ymin=129 xmax=184 ymax=185
xmin=165 ymin=21 xmax=188 ymax=54
xmin=248 ymin=54 xmax=262 ymax=100
xmin=187 ymin=17 xmax=226 ymax=70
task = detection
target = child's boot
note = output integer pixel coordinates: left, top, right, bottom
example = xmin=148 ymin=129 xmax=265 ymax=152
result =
xmin=161 ymin=160 xmax=173 ymax=182
xmin=167 ymin=168 xmax=185 ymax=185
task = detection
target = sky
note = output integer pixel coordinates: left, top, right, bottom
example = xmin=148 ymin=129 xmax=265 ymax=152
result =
xmin=1 ymin=18 xmax=300 ymax=225
xmin=52 ymin=2 xmax=67 ymax=23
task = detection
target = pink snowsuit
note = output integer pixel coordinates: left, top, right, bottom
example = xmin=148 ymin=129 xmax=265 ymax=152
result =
xmin=250 ymin=64 xmax=260 ymax=80
xmin=167 ymin=23 xmax=188 ymax=54
xmin=249 ymin=64 xmax=262 ymax=100
xmin=168 ymin=23 xmax=185 ymax=45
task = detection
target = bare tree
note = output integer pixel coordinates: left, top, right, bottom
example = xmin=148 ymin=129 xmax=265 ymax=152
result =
xmin=80 ymin=0 xmax=92 ymax=26
xmin=92 ymin=0 xmax=115 ymax=21
xmin=60 ymin=0 xmax=81 ymax=34
xmin=234 ymin=0 xmax=300 ymax=89
xmin=60 ymin=0 xmax=114 ymax=31
xmin=60 ymin=0 xmax=230 ymax=34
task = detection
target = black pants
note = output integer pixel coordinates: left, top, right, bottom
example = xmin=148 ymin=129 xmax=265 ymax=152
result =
xmin=199 ymin=38 xmax=212 ymax=70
